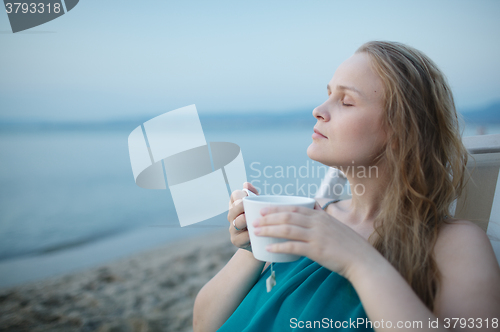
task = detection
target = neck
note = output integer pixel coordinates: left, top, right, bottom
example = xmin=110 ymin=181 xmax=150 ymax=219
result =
xmin=338 ymin=161 xmax=389 ymax=226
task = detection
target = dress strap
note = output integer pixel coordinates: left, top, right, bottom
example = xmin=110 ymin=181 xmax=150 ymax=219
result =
xmin=322 ymin=199 xmax=341 ymax=210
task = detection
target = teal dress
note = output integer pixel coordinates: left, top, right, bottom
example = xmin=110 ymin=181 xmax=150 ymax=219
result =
xmin=218 ymin=200 xmax=374 ymax=332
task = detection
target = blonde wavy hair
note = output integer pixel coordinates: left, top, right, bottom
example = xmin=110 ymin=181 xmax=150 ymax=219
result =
xmin=357 ymin=41 xmax=469 ymax=311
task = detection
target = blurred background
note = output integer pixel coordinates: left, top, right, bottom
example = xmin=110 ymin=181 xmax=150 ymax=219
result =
xmin=1 ymin=0 xmax=499 ymax=286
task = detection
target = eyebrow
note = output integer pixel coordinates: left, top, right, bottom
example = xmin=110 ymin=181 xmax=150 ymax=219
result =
xmin=327 ymin=84 xmax=364 ymax=97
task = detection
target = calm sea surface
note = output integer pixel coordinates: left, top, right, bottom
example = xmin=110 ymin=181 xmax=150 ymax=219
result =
xmin=0 ymin=122 xmax=499 ymax=261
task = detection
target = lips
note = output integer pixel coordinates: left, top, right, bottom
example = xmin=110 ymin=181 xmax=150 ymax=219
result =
xmin=313 ymin=128 xmax=328 ymax=139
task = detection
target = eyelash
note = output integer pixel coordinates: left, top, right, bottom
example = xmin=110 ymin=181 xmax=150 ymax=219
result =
xmin=328 ymin=92 xmax=353 ymax=107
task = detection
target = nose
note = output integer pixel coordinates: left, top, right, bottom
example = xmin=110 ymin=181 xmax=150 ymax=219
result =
xmin=312 ymin=102 xmax=330 ymax=122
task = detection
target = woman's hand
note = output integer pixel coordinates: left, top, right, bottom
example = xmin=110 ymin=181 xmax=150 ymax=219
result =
xmin=252 ymin=204 xmax=380 ymax=279
xmin=227 ymin=182 xmax=259 ymax=252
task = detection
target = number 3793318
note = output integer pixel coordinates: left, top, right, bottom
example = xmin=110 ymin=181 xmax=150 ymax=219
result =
xmin=5 ymin=2 xmax=62 ymax=14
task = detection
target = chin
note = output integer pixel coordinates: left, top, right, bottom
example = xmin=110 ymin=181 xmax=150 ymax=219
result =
xmin=307 ymin=143 xmax=327 ymax=164
xmin=307 ymin=143 xmax=341 ymax=168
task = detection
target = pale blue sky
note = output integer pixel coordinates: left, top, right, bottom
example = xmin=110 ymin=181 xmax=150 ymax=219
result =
xmin=1 ymin=0 xmax=499 ymax=121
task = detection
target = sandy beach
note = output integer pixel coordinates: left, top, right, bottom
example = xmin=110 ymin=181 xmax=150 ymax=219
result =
xmin=0 ymin=229 xmax=236 ymax=332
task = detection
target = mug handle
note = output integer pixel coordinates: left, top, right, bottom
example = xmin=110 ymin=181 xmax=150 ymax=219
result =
xmin=243 ymin=188 xmax=257 ymax=197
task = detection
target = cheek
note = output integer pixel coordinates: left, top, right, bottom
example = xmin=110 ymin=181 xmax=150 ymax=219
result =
xmin=332 ymin=117 xmax=368 ymax=143
xmin=333 ymin=116 xmax=386 ymax=155
xmin=354 ymin=120 xmax=387 ymax=156
xmin=343 ymin=111 xmax=385 ymax=138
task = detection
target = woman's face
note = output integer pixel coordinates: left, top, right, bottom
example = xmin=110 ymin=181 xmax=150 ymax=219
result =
xmin=307 ymin=52 xmax=388 ymax=170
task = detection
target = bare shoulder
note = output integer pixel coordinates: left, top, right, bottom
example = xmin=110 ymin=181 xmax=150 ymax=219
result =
xmin=434 ymin=219 xmax=498 ymax=266
xmin=433 ymin=218 xmax=500 ymax=319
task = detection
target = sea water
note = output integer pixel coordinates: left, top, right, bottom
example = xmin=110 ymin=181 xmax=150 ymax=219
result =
xmin=0 ymin=122 xmax=315 ymax=261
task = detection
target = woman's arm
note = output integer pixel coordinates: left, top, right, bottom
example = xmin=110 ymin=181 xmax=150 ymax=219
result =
xmin=433 ymin=220 xmax=500 ymax=329
xmin=254 ymin=206 xmax=500 ymax=331
xmin=193 ymin=183 xmax=266 ymax=332
xmin=346 ymin=250 xmax=447 ymax=331
xmin=344 ymin=220 xmax=500 ymax=332
xmin=193 ymin=249 xmax=266 ymax=332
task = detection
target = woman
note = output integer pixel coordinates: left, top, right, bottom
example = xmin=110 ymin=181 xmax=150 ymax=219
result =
xmin=193 ymin=41 xmax=500 ymax=331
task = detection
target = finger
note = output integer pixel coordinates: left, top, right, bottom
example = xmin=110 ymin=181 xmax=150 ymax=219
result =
xmin=260 ymin=205 xmax=316 ymax=217
xmin=230 ymin=190 xmax=248 ymax=206
xmin=232 ymin=213 xmax=247 ymax=232
xmin=243 ymin=182 xmax=259 ymax=196
xmin=230 ymin=228 xmax=251 ymax=248
xmin=255 ymin=212 xmax=311 ymax=228
xmin=254 ymin=224 xmax=309 ymax=242
xmin=266 ymin=241 xmax=309 ymax=256
xmin=227 ymin=199 xmax=245 ymax=223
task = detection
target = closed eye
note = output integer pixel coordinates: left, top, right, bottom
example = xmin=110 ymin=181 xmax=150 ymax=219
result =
xmin=342 ymin=101 xmax=353 ymax=107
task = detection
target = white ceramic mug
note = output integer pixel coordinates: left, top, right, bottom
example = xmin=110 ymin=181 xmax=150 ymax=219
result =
xmin=242 ymin=192 xmax=316 ymax=262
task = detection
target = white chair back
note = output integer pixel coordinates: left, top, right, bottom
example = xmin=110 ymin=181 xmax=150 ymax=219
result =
xmin=453 ymin=134 xmax=500 ymax=264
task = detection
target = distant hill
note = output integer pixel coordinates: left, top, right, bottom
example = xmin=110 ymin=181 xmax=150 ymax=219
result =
xmin=0 ymin=109 xmax=316 ymax=132
xmin=461 ymin=101 xmax=500 ymax=124
xmin=199 ymin=110 xmax=315 ymax=129
xmin=1 ymin=101 xmax=498 ymax=132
